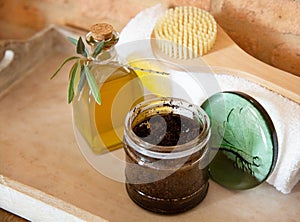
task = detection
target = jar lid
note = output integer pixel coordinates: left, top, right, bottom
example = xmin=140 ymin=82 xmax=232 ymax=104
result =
xmin=201 ymin=91 xmax=278 ymax=190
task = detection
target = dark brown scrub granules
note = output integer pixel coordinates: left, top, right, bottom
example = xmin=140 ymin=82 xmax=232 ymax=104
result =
xmin=132 ymin=113 xmax=202 ymax=146
xmin=124 ymin=108 xmax=210 ymax=214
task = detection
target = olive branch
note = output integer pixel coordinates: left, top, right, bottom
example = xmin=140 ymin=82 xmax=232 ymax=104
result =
xmin=50 ymin=36 xmax=103 ymax=104
xmin=51 ymin=36 xmax=171 ymax=105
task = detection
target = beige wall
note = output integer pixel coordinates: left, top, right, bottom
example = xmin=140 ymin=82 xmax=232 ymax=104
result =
xmin=0 ymin=0 xmax=299 ymax=76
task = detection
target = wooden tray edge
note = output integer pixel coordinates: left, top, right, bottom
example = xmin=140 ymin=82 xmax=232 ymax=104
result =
xmin=0 ymin=175 xmax=108 ymax=222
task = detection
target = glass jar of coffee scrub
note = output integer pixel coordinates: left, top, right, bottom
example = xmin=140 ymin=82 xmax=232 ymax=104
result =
xmin=123 ymin=97 xmax=211 ymax=214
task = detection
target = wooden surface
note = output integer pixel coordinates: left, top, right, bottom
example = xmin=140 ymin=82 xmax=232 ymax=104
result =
xmin=0 ymin=209 xmax=28 ymax=222
xmin=0 ymin=25 xmax=300 ymax=222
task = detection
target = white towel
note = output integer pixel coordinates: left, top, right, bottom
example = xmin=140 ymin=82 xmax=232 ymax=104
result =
xmin=117 ymin=4 xmax=300 ymax=194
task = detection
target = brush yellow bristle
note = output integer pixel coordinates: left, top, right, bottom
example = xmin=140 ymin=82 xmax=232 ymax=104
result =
xmin=154 ymin=6 xmax=217 ymax=59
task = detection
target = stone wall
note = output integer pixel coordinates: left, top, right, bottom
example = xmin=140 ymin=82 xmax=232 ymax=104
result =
xmin=211 ymin=0 xmax=300 ymax=77
xmin=0 ymin=0 xmax=299 ymax=76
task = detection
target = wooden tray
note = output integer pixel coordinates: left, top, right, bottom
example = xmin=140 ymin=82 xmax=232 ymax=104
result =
xmin=1 ymin=25 xmax=299 ymax=222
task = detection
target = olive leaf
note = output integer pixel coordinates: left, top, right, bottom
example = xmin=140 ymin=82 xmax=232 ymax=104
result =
xmin=92 ymin=41 xmax=104 ymax=58
xmin=50 ymin=56 xmax=80 ymax=79
xmin=76 ymin=37 xmax=88 ymax=57
xmin=84 ymin=65 xmax=101 ymax=105
xmin=67 ymin=36 xmax=78 ymax=46
xmin=69 ymin=36 xmax=90 ymax=57
xmin=77 ymin=65 xmax=86 ymax=94
xmin=67 ymin=61 xmax=80 ymax=103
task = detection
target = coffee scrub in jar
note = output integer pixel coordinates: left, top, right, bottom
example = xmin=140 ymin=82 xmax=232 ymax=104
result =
xmin=123 ymin=97 xmax=211 ymax=214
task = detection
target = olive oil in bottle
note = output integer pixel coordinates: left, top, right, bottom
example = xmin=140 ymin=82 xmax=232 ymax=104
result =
xmin=72 ymin=23 xmax=144 ymax=154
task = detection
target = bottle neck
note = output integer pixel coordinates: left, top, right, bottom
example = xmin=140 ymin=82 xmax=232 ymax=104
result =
xmin=93 ymin=47 xmax=117 ymax=64
xmin=86 ymin=29 xmax=120 ymax=64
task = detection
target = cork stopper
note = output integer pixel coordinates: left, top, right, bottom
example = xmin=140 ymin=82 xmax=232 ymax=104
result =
xmin=90 ymin=23 xmax=113 ymax=41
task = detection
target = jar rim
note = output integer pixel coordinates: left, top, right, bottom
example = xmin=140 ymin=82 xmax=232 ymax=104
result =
xmin=124 ymin=97 xmax=211 ymax=159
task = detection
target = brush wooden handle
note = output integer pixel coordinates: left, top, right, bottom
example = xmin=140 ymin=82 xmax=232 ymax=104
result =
xmin=152 ymin=25 xmax=300 ymax=104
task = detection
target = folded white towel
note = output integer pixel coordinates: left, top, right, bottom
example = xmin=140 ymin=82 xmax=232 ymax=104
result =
xmin=117 ymin=4 xmax=300 ymax=194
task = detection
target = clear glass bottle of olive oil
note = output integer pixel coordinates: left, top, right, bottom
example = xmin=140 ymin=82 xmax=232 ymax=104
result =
xmin=72 ymin=23 xmax=144 ymax=154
